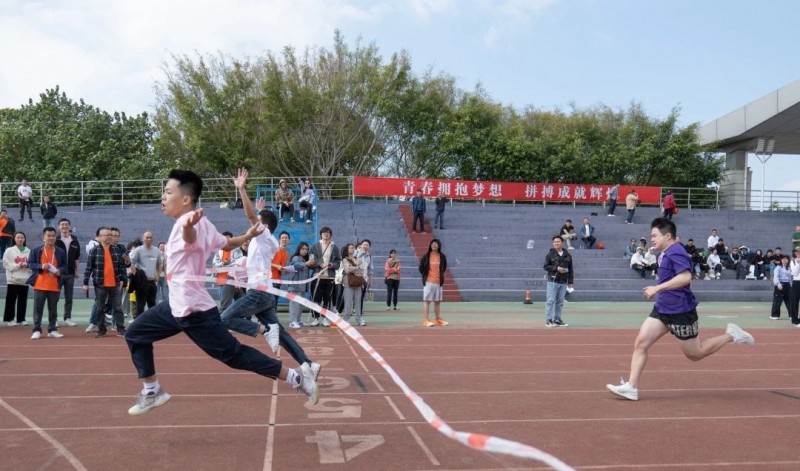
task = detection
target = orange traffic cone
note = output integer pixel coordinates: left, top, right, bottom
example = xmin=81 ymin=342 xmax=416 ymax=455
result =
xmin=523 ymin=289 xmax=533 ymax=304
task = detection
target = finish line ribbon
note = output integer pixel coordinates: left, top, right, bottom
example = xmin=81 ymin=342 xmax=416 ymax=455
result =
xmin=173 ymin=271 xmax=575 ymax=471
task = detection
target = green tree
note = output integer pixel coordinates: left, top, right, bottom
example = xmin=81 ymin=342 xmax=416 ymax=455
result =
xmin=0 ymin=86 xmax=157 ymax=182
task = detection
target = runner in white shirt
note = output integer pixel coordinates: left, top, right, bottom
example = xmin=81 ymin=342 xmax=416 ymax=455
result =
xmin=123 ymin=169 xmax=317 ymax=416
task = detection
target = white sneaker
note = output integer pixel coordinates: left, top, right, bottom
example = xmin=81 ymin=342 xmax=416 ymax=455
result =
xmin=288 ymin=321 xmax=301 ymax=329
xmin=6 ymin=322 xmax=18 ymax=327
xmin=385 ymin=306 xmax=391 ymax=311
xmin=358 ymin=319 xmax=366 ymax=327
xmin=48 ymin=331 xmax=64 ymax=338
xmin=726 ymin=323 xmax=755 ymax=346
xmin=606 ymin=379 xmax=638 ymax=401
xmin=294 ymin=363 xmax=319 ymax=405
xmin=128 ymin=389 xmax=171 ymax=416
xmin=307 ymin=361 xmax=322 ymax=381
xmin=265 ymin=324 xmax=280 ymax=353
xmin=309 ymin=318 xmax=320 ymax=327
xmin=18 ymin=321 xmax=29 ymax=326
xmin=85 ymin=323 xmax=98 ymax=333
xmin=31 ymin=331 xmax=41 ymax=340
xmin=63 ymin=319 xmax=78 ymax=327
xmin=320 ymin=317 xmax=331 ymax=327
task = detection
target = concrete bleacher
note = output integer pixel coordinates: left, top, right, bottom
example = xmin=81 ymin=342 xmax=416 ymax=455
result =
xmin=0 ymin=200 xmax=791 ymax=304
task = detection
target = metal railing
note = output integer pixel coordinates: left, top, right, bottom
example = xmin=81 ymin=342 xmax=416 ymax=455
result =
xmin=0 ymin=177 xmax=797 ymax=212
xmin=0 ymin=176 xmax=354 ymax=210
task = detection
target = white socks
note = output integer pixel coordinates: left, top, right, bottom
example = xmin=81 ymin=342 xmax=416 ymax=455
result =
xmin=142 ymin=380 xmax=160 ymax=396
xmin=285 ymin=368 xmax=301 ymax=386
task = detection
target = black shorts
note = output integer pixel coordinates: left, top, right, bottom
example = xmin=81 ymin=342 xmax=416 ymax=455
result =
xmin=649 ymin=308 xmax=699 ymax=341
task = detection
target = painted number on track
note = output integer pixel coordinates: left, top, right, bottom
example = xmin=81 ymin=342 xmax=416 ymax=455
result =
xmin=306 ymin=430 xmax=385 ymax=464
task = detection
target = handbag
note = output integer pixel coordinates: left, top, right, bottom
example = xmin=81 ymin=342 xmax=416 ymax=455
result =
xmin=346 ymin=258 xmax=366 ymax=288
xmin=348 ymin=273 xmax=366 ymax=288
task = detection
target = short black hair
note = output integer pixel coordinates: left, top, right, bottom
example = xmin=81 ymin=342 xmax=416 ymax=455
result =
xmin=222 ymin=231 xmax=234 ymax=237
xmin=258 ymin=209 xmax=278 ymax=233
xmin=279 ymin=231 xmax=290 ymax=239
xmin=552 ymin=235 xmax=562 ymax=242
xmin=319 ymin=226 xmax=332 ymax=236
xmin=168 ymin=169 xmax=203 ymax=204
xmin=58 ymin=218 xmax=70 ymax=225
xmin=360 ymin=239 xmax=371 ymax=247
xmin=651 ymin=217 xmax=676 ymax=238
xmin=42 ymin=227 xmax=57 ymax=235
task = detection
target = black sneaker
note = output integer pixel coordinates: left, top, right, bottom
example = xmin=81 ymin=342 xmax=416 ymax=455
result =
xmin=95 ymin=332 xmax=107 ymax=338
xmin=552 ymin=319 xmax=569 ymax=327
xmin=545 ymin=320 xmax=554 ymax=328
xmin=116 ymin=328 xmax=126 ymax=336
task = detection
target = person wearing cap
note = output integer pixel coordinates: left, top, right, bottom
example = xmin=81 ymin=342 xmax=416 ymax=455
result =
xmin=274 ymin=179 xmax=295 ymax=223
xmin=630 ymin=247 xmax=651 ymax=278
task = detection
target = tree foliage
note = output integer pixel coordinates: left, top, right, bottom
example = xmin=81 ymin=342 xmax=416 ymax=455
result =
xmin=0 ymin=87 xmax=157 ymax=182
xmin=0 ymin=35 xmax=723 ymax=191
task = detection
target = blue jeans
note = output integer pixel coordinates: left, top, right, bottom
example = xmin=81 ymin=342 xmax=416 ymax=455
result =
xmin=220 ymin=289 xmax=309 ymax=365
xmin=545 ymin=281 xmax=567 ymax=322
xmin=157 ymin=276 xmax=169 ymax=303
xmin=434 ymin=210 xmax=444 ymax=228
xmin=626 ymin=209 xmax=635 ymax=223
xmin=125 ymin=302 xmax=282 ymax=379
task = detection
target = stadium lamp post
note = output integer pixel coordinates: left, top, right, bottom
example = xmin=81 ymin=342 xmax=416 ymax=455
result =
xmin=754 ymin=137 xmax=775 ymax=212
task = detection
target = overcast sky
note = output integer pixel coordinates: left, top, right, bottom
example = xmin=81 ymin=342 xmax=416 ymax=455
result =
xmin=2 ymin=0 xmax=799 ymax=190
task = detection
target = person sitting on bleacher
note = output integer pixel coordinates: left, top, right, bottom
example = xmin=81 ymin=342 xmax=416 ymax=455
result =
xmin=275 ymin=179 xmax=295 ymax=223
xmin=683 ymin=238 xmax=697 ymax=256
xmin=692 ymin=249 xmax=710 ymax=280
xmin=579 ymin=217 xmax=596 ymax=249
xmin=297 ymin=179 xmax=315 ymax=224
xmin=623 ymin=238 xmax=637 ymax=260
xmin=729 ymin=247 xmax=749 ymax=279
xmin=714 ymin=239 xmax=730 ymax=266
xmin=707 ymin=248 xmax=723 ymax=279
xmin=752 ymin=249 xmax=766 ymax=280
xmin=630 ymin=247 xmax=657 ymax=278
xmin=559 ymin=219 xmax=577 ymax=250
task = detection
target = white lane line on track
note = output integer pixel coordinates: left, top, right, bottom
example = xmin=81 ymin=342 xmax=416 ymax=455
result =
xmin=384 ymin=396 xmax=405 ymax=420
xmin=0 ymin=398 xmax=88 ymax=471
xmin=406 ymin=426 xmax=440 ymax=466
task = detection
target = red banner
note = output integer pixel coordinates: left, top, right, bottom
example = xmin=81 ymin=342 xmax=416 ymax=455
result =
xmin=353 ymin=177 xmax=661 ymax=205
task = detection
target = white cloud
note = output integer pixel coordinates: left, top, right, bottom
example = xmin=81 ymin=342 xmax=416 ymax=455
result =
xmin=477 ymin=0 xmax=557 ymax=48
xmin=0 ymin=0 xmax=386 ymax=114
xmin=408 ymin=0 xmax=456 ymax=22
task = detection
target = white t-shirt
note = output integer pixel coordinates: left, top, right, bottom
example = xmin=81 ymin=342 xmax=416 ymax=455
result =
xmin=18 ymin=184 xmax=32 ymax=200
xmin=245 ymin=223 xmax=278 ymax=289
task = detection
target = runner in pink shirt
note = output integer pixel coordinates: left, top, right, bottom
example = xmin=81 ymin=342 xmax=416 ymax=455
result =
xmin=124 ymin=169 xmax=317 ymax=416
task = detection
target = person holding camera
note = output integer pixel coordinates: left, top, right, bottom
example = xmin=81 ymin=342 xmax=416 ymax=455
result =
xmin=543 ymin=235 xmax=574 ymax=327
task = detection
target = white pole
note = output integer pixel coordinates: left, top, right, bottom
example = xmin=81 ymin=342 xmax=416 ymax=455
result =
xmin=761 ymin=159 xmax=766 ymax=212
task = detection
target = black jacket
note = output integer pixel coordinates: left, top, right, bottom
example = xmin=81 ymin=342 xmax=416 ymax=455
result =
xmin=56 ymin=234 xmax=81 ymax=275
xmin=543 ymin=249 xmax=574 ymax=284
xmin=40 ymin=202 xmax=57 ymax=219
xmin=418 ymin=251 xmax=447 ymax=286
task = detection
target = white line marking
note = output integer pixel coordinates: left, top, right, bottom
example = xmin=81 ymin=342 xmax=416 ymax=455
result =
xmin=0 ymin=398 xmax=88 ymax=471
xmin=384 ymin=396 xmax=405 ymax=420
xmin=356 ymin=358 xmax=369 ymax=373
xmin=406 ymin=426 xmax=440 ymax=466
xmin=368 ymin=374 xmax=385 ymax=392
xmin=262 ymin=377 xmax=279 ymax=471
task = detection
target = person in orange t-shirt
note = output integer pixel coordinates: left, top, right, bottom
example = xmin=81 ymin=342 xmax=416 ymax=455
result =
xmin=27 ymin=227 xmax=67 ymax=339
xmin=418 ymin=238 xmax=448 ymax=327
xmin=271 ymin=231 xmax=290 ymax=288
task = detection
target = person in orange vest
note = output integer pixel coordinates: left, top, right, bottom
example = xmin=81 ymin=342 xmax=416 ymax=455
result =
xmin=0 ymin=209 xmax=16 ymax=257
xmin=212 ymin=232 xmax=245 ymax=311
